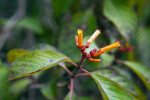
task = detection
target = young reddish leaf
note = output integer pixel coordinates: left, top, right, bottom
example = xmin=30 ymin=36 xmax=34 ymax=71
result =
xmin=8 ymin=50 xmax=72 ymax=81
xmin=7 ymin=49 xmax=29 ymax=63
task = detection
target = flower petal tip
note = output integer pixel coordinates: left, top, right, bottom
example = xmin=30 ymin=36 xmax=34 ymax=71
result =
xmin=87 ymin=29 xmax=101 ymax=44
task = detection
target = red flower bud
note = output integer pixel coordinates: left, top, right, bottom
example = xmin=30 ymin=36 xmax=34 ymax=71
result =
xmin=86 ymin=43 xmax=89 ymax=48
xmin=82 ymin=52 xmax=87 ymax=56
xmin=127 ymin=46 xmax=134 ymax=52
xmin=90 ymin=51 xmax=95 ymax=56
xmin=81 ymin=45 xmax=86 ymax=52
xmin=118 ymin=46 xmax=126 ymax=52
xmin=93 ymin=48 xmax=97 ymax=52
xmin=86 ymin=54 xmax=91 ymax=58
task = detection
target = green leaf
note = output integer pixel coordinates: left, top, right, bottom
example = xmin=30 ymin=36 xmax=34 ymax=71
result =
xmin=9 ymin=79 xmax=31 ymax=95
xmin=122 ymin=61 xmax=150 ymax=90
xmin=103 ymin=0 xmax=137 ymax=40
xmin=17 ymin=18 xmax=43 ymax=34
xmin=90 ymin=72 xmax=134 ymax=100
xmin=80 ymin=97 xmax=94 ymax=100
xmin=0 ymin=67 xmax=10 ymax=100
xmin=64 ymin=92 xmax=77 ymax=100
xmin=64 ymin=92 xmax=95 ymax=100
xmin=136 ymin=27 xmax=150 ymax=67
xmin=30 ymin=43 xmax=58 ymax=51
xmin=30 ymin=44 xmax=60 ymax=79
xmin=91 ymin=69 xmax=139 ymax=99
xmin=8 ymin=50 xmax=72 ymax=81
xmin=134 ymin=84 xmax=146 ymax=100
xmin=0 ymin=67 xmax=8 ymax=84
xmin=41 ymin=80 xmax=56 ymax=99
xmin=7 ymin=49 xmax=29 ymax=63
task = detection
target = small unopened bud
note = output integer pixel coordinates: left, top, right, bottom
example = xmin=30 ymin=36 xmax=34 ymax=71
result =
xmin=93 ymin=49 xmax=105 ymax=57
xmin=93 ymin=48 xmax=97 ymax=52
xmin=82 ymin=52 xmax=87 ymax=56
xmin=81 ymin=45 xmax=86 ymax=52
xmin=118 ymin=46 xmax=126 ymax=52
xmin=127 ymin=46 xmax=134 ymax=52
xmin=90 ymin=51 xmax=95 ymax=56
xmin=86 ymin=43 xmax=90 ymax=48
xmin=86 ymin=54 xmax=91 ymax=58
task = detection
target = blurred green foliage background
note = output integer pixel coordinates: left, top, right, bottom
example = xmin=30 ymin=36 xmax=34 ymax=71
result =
xmin=0 ymin=0 xmax=150 ymax=100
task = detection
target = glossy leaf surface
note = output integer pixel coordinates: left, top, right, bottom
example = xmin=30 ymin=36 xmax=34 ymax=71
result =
xmin=8 ymin=50 xmax=72 ymax=80
xmin=91 ymin=69 xmax=139 ymax=99
xmin=91 ymin=72 xmax=134 ymax=100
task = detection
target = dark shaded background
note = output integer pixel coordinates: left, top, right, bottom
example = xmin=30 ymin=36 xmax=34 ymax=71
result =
xmin=0 ymin=0 xmax=150 ymax=100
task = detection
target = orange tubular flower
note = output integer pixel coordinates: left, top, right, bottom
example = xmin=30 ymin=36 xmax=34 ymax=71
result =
xmin=89 ymin=58 xmax=101 ymax=62
xmin=93 ymin=41 xmax=120 ymax=57
xmin=93 ymin=49 xmax=105 ymax=57
xmin=102 ymin=41 xmax=120 ymax=51
xmin=87 ymin=29 xmax=101 ymax=45
xmin=77 ymin=29 xmax=83 ymax=48
xmin=74 ymin=28 xmax=120 ymax=63
xmin=75 ymin=36 xmax=78 ymax=46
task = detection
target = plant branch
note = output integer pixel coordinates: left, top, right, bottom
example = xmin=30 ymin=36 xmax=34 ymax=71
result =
xmin=71 ymin=62 xmax=78 ymax=67
xmin=72 ymin=56 xmax=85 ymax=78
xmin=70 ymin=78 xmax=74 ymax=100
xmin=61 ymin=66 xmax=73 ymax=76
xmin=80 ymin=68 xmax=91 ymax=75
xmin=74 ymin=73 xmax=89 ymax=78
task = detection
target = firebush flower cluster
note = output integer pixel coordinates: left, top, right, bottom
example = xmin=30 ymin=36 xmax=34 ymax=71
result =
xmin=75 ymin=29 xmax=120 ymax=62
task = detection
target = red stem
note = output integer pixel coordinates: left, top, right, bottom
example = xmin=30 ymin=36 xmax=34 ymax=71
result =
xmin=80 ymin=68 xmax=91 ymax=75
xmin=70 ymin=78 xmax=74 ymax=100
xmin=71 ymin=62 xmax=78 ymax=67
xmin=61 ymin=66 xmax=73 ymax=76
xmin=75 ymin=73 xmax=89 ymax=78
